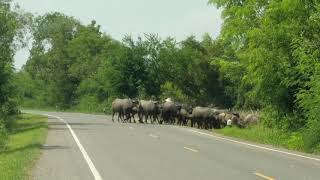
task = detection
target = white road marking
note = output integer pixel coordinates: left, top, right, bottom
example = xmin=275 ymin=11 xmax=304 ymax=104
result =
xmin=187 ymin=129 xmax=320 ymax=162
xmin=184 ymin=146 xmax=199 ymax=153
xmin=149 ymin=134 xmax=159 ymax=138
xmin=254 ymin=172 xmax=275 ymax=180
xmin=45 ymin=114 xmax=103 ymax=180
xmin=129 ymin=126 xmax=134 ymax=129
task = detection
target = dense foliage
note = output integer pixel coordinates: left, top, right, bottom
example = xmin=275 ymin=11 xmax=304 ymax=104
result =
xmin=209 ymin=0 xmax=320 ymax=152
xmin=12 ymin=1 xmax=320 ymax=152
xmin=16 ymin=13 xmax=230 ymax=112
xmin=0 ymin=0 xmax=23 ymax=148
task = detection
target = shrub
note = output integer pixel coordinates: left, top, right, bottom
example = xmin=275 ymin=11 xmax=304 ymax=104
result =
xmin=160 ymin=82 xmax=189 ymax=103
xmin=0 ymin=122 xmax=8 ymax=151
xmin=76 ymin=95 xmax=100 ymax=113
xmin=0 ymin=99 xmax=19 ymax=131
xmin=286 ymin=132 xmax=304 ymax=151
xmin=75 ymin=95 xmax=109 ymax=114
xmin=303 ymin=121 xmax=320 ymax=153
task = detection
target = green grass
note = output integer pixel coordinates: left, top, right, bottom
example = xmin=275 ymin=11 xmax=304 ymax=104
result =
xmin=21 ymin=106 xmax=106 ymax=115
xmin=215 ymin=125 xmax=306 ymax=153
xmin=0 ymin=114 xmax=48 ymax=180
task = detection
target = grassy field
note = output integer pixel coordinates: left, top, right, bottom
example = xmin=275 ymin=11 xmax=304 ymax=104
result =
xmin=0 ymin=114 xmax=48 ymax=180
xmin=215 ymin=125 xmax=309 ymax=153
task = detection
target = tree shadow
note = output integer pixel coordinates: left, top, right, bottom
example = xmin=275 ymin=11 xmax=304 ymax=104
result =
xmin=11 ymin=120 xmax=48 ymax=135
xmin=48 ymin=127 xmax=89 ymax=131
xmin=40 ymin=145 xmax=70 ymax=150
xmin=0 ymin=143 xmax=70 ymax=155
xmin=0 ymin=144 xmax=41 ymax=155
xmin=48 ymin=121 xmax=110 ymax=126
xmin=13 ymin=124 xmax=48 ymax=134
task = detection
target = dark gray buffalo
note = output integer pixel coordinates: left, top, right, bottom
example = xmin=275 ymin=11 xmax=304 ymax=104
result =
xmin=138 ymin=100 xmax=160 ymax=124
xmin=112 ymin=98 xmax=138 ymax=123
xmin=160 ymin=101 xmax=181 ymax=124
xmin=177 ymin=105 xmax=193 ymax=126
xmin=191 ymin=107 xmax=219 ymax=129
xmin=112 ymin=98 xmax=123 ymax=122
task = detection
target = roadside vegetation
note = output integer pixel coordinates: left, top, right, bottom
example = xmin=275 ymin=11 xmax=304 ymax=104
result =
xmin=0 ymin=114 xmax=48 ymax=180
xmin=1 ymin=0 xmax=320 ymax=154
xmin=0 ymin=0 xmax=29 ymax=151
xmin=0 ymin=2 xmax=48 ymax=179
xmin=215 ymin=126 xmax=311 ymax=153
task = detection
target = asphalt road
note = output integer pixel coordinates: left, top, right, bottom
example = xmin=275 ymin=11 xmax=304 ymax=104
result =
xmin=26 ymin=110 xmax=320 ymax=180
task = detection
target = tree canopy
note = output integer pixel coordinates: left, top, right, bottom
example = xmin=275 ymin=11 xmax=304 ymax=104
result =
xmin=7 ymin=0 xmax=320 ymax=153
xmin=209 ymin=0 xmax=320 ymax=150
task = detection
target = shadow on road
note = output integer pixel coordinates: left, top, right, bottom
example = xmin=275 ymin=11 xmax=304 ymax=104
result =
xmin=48 ymin=121 xmax=110 ymax=126
xmin=48 ymin=127 xmax=90 ymax=131
xmin=41 ymin=145 xmax=70 ymax=150
xmin=13 ymin=122 xmax=48 ymax=135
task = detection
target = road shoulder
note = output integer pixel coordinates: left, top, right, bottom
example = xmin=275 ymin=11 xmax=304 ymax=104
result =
xmin=32 ymin=115 xmax=94 ymax=180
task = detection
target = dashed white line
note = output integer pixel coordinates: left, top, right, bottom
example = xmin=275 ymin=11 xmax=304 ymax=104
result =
xmin=184 ymin=147 xmax=199 ymax=153
xmin=45 ymin=114 xmax=103 ymax=180
xmin=149 ymin=134 xmax=159 ymax=138
xmin=187 ymin=129 xmax=320 ymax=162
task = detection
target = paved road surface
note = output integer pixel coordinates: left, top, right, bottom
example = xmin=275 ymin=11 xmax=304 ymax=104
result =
xmin=26 ymin=111 xmax=320 ymax=180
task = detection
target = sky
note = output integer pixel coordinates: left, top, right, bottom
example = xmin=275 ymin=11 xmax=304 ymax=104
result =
xmin=12 ymin=0 xmax=222 ymax=70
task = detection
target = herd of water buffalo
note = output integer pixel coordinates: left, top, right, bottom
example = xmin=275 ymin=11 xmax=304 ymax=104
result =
xmin=110 ymin=98 xmax=259 ymax=129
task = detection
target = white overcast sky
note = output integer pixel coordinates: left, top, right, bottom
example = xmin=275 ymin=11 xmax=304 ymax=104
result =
xmin=13 ymin=0 xmax=222 ymax=69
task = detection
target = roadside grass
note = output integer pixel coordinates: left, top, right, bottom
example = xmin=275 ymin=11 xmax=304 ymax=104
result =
xmin=215 ymin=125 xmax=307 ymax=153
xmin=0 ymin=114 xmax=48 ymax=180
xmin=21 ymin=107 xmax=106 ymax=115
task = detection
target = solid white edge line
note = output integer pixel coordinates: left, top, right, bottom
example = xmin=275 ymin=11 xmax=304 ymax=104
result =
xmin=187 ymin=129 xmax=320 ymax=162
xmin=184 ymin=146 xmax=199 ymax=152
xmin=45 ymin=114 xmax=103 ymax=180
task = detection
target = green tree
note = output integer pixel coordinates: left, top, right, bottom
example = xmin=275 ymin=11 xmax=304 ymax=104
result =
xmin=26 ymin=13 xmax=81 ymax=109
xmin=0 ymin=1 xmax=22 ymax=128
xmin=294 ymin=5 xmax=320 ymax=151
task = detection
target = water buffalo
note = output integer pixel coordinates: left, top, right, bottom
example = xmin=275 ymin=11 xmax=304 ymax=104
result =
xmin=177 ymin=105 xmax=193 ymax=126
xmin=217 ymin=111 xmax=242 ymax=128
xmin=161 ymin=101 xmax=181 ymax=124
xmin=111 ymin=98 xmax=138 ymax=123
xmin=243 ymin=114 xmax=259 ymax=126
xmin=191 ymin=107 xmax=219 ymax=129
xmin=177 ymin=108 xmax=188 ymax=126
xmin=131 ymin=106 xmax=139 ymax=123
xmin=138 ymin=100 xmax=160 ymax=124
xmin=112 ymin=98 xmax=124 ymax=122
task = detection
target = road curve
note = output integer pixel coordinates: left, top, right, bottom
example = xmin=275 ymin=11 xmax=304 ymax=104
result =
xmin=26 ymin=110 xmax=320 ymax=180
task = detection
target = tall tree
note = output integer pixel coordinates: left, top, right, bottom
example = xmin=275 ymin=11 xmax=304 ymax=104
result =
xmin=26 ymin=13 xmax=81 ymax=108
xmin=209 ymin=0 xmax=320 ymax=129
xmin=0 ymin=0 xmax=22 ymax=129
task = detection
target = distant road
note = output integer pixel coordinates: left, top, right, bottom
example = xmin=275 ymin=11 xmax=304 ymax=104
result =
xmin=26 ymin=110 xmax=320 ymax=180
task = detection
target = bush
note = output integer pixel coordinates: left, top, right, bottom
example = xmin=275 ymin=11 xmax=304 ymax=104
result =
xmin=160 ymin=82 xmax=189 ymax=103
xmin=260 ymin=106 xmax=287 ymax=129
xmin=296 ymin=72 xmax=320 ymax=152
xmin=75 ymin=95 xmax=108 ymax=113
xmin=286 ymin=132 xmax=304 ymax=151
xmin=103 ymin=97 xmax=114 ymax=114
xmin=303 ymin=121 xmax=320 ymax=153
xmin=216 ymin=125 xmax=307 ymax=153
xmin=1 ymin=100 xmax=19 ymax=130
xmin=0 ymin=122 xmax=8 ymax=151
xmin=260 ymin=106 xmax=303 ymax=131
